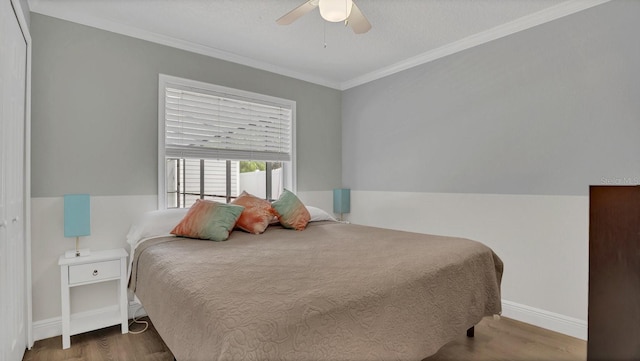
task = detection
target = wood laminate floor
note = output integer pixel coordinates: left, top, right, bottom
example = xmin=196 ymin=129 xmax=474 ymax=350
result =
xmin=23 ymin=316 xmax=586 ymax=361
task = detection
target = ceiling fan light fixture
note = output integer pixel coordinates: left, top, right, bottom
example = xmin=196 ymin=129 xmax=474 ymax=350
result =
xmin=318 ymin=0 xmax=353 ymax=22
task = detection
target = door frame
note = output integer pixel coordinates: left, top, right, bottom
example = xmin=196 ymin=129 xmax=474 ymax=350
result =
xmin=9 ymin=0 xmax=33 ymax=350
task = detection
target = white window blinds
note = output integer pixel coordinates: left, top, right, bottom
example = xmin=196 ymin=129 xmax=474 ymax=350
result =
xmin=163 ymin=81 xmax=293 ymax=162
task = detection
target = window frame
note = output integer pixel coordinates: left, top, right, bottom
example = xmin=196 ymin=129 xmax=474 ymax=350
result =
xmin=158 ymin=74 xmax=296 ymax=209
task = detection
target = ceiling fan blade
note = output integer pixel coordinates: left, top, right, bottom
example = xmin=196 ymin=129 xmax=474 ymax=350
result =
xmin=347 ymin=2 xmax=371 ymax=34
xmin=276 ymin=0 xmax=319 ymax=25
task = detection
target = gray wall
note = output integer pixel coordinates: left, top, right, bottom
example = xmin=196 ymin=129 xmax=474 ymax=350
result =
xmin=31 ymin=13 xmax=342 ymax=197
xmin=342 ymin=0 xmax=640 ymax=196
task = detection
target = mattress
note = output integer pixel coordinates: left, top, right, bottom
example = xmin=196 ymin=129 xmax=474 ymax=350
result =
xmin=130 ymin=221 xmax=503 ymax=361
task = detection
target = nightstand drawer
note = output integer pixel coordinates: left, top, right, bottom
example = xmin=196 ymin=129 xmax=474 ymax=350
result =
xmin=68 ymin=260 xmax=120 ymax=285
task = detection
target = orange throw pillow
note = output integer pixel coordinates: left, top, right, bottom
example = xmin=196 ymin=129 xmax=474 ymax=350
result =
xmin=170 ymin=199 xmax=244 ymax=241
xmin=231 ymin=191 xmax=276 ymax=234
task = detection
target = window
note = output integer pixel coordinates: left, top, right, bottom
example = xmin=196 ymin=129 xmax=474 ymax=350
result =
xmin=158 ymin=75 xmax=296 ymax=209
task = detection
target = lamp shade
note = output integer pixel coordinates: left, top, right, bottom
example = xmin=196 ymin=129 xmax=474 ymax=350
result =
xmin=333 ymin=188 xmax=350 ymax=214
xmin=319 ymin=0 xmax=353 ymax=22
xmin=64 ymin=194 xmax=91 ymax=238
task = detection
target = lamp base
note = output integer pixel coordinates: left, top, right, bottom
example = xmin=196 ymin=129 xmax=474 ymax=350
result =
xmin=64 ymin=248 xmax=91 ymax=258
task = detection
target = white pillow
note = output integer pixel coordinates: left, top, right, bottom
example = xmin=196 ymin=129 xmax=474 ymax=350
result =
xmin=126 ymin=208 xmax=189 ymax=246
xmin=306 ymin=206 xmax=337 ymax=222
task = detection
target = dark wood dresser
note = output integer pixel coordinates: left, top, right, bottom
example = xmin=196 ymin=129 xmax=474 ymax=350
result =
xmin=588 ymin=185 xmax=640 ymax=360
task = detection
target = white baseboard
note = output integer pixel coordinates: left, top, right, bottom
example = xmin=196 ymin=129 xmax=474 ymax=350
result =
xmin=32 ymin=301 xmax=146 ymax=342
xmin=33 ymin=299 xmax=586 ymax=343
xmin=31 ymin=316 xmax=61 ymax=343
xmin=502 ymin=299 xmax=587 ymax=340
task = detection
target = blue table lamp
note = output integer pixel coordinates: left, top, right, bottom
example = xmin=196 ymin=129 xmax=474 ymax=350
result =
xmin=333 ymin=188 xmax=350 ymax=222
xmin=64 ymin=194 xmax=91 ymax=258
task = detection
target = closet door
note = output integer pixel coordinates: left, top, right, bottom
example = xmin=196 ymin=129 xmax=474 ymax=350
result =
xmin=0 ymin=1 xmax=27 ymax=360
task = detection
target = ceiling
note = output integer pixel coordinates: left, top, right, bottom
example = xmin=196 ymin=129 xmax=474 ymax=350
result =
xmin=27 ymin=0 xmax=609 ymax=89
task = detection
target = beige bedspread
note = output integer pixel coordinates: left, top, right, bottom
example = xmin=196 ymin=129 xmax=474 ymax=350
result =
xmin=130 ymin=222 xmax=502 ymax=361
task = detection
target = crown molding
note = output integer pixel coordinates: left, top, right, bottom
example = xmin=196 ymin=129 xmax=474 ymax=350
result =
xmin=340 ymin=0 xmax=611 ymax=90
xmin=29 ymin=0 xmax=610 ymax=91
xmin=28 ymin=0 xmax=342 ymax=90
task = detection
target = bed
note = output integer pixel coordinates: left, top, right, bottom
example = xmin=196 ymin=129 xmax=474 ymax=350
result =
xmin=128 ymin=213 xmax=503 ymax=361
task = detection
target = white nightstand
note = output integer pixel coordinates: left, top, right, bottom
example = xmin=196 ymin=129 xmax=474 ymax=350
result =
xmin=58 ymin=248 xmax=129 ymax=349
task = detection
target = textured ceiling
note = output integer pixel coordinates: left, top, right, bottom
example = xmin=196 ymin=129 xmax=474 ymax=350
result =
xmin=28 ymin=0 xmax=609 ymax=89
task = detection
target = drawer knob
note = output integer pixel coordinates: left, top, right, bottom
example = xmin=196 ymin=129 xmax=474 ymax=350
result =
xmin=92 ymin=270 xmax=99 ymax=276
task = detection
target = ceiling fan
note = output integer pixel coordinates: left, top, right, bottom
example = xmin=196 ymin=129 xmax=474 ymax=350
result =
xmin=276 ymin=0 xmax=372 ymax=34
